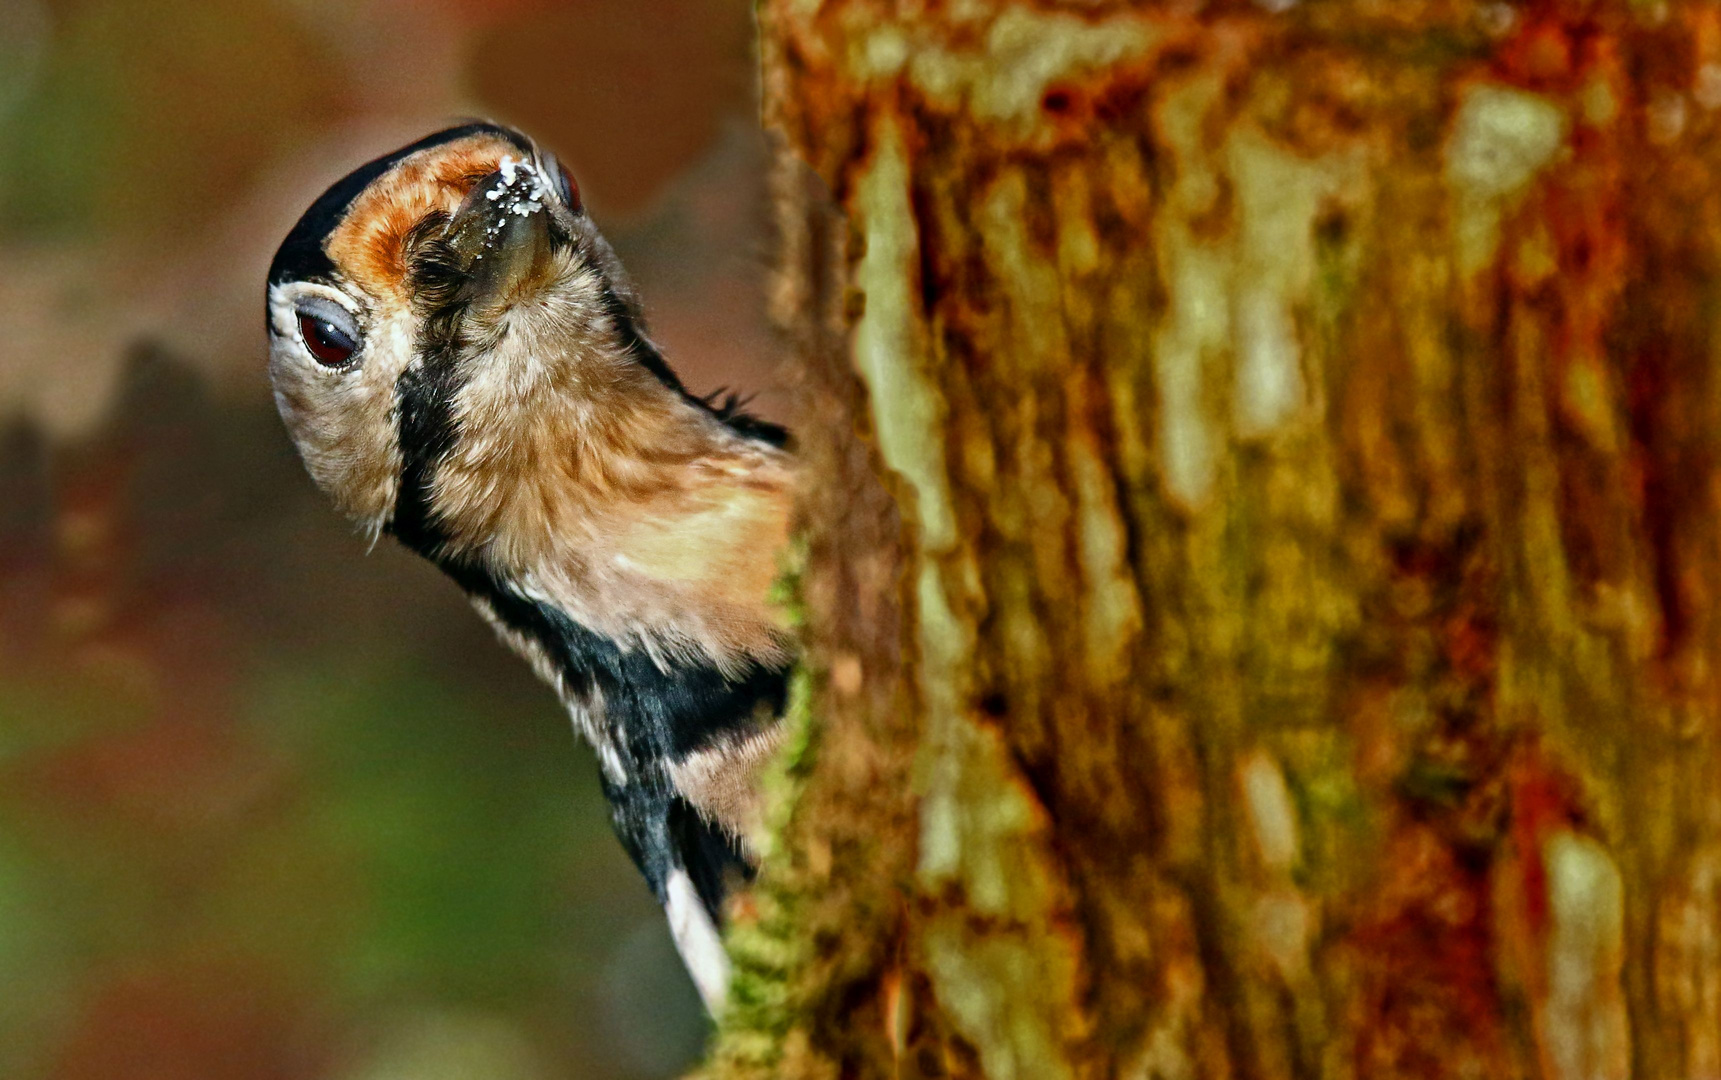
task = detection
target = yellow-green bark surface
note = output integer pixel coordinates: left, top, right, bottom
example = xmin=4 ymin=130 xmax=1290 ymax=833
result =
xmin=716 ymin=3 xmax=1721 ymax=1078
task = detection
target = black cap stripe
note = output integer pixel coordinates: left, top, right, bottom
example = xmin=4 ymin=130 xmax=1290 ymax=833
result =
xmin=267 ymin=121 xmax=531 ymax=288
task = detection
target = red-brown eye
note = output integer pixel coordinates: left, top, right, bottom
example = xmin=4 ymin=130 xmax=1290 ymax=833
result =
xmin=544 ymin=153 xmax=581 ymax=213
xmin=298 ymin=311 xmax=358 ymax=366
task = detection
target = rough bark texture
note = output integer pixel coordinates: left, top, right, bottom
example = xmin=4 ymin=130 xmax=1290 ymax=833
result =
xmin=713 ymin=3 xmax=1721 ymax=1078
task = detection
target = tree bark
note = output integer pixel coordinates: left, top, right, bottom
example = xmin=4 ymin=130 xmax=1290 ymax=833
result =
xmin=714 ymin=3 xmax=1721 ymax=1078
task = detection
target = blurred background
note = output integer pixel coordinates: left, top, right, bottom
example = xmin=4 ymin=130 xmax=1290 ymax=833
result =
xmin=0 ymin=0 xmax=789 ymax=1076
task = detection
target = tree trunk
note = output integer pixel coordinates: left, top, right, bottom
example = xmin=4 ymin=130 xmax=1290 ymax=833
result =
xmin=713 ymin=3 xmax=1721 ymax=1078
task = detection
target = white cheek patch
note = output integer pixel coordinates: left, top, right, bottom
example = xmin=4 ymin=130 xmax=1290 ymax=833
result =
xmin=664 ymin=867 xmax=731 ymax=1014
xmin=265 ymin=281 xmax=416 ymax=537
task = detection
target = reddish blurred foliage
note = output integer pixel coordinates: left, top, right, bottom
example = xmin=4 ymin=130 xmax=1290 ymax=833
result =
xmin=470 ymin=0 xmax=754 ymax=215
xmin=53 ymin=959 xmax=318 ymax=1080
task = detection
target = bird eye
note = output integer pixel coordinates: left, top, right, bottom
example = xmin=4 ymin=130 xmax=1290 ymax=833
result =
xmin=294 ymin=301 xmax=361 ymax=367
xmin=544 ymin=153 xmax=581 ymax=212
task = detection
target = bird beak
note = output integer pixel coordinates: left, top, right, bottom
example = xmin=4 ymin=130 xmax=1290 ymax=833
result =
xmin=441 ymin=157 xmax=566 ymax=309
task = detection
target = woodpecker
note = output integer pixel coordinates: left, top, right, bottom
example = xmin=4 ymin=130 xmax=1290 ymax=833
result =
xmin=265 ymin=123 xmax=794 ymax=1010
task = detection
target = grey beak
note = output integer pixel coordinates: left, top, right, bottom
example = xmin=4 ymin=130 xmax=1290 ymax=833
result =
xmin=443 ymin=163 xmax=560 ymax=308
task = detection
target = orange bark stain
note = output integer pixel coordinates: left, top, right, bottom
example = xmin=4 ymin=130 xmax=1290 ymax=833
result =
xmin=1349 ymin=822 xmax=1510 ymax=1079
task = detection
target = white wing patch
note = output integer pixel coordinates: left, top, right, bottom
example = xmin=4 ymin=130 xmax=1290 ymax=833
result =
xmin=664 ymin=867 xmax=731 ymax=1014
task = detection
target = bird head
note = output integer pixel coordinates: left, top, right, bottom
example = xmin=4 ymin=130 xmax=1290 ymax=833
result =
xmin=265 ymin=122 xmax=702 ymax=554
xmin=267 ymin=120 xmax=793 ymax=690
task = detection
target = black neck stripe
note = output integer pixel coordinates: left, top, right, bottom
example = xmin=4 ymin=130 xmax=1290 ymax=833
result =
xmin=433 ymin=551 xmax=782 ymax=917
xmin=597 ymin=283 xmax=790 ymax=450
